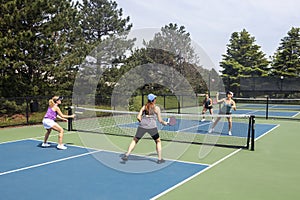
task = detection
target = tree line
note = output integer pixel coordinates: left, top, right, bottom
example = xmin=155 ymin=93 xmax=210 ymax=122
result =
xmin=221 ymin=28 xmax=300 ymax=96
xmin=1 ymin=0 xmax=300 ymax=100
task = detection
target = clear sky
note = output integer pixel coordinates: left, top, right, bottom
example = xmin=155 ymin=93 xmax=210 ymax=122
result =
xmin=115 ymin=0 xmax=300 ymax=70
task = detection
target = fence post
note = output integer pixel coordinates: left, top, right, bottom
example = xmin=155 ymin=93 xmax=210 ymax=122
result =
xmin=163 ymin=94 xmax=166 ymax=110
xmin=266 ymin=96 xmax=269 ymax=120
xmin=25 ymin=97 xmax=29 ymax=124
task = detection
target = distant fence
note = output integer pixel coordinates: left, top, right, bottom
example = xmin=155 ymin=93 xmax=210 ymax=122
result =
xmin=239 ymin=77 xmax=300 ymax=97
xmin=0 ymin=93 xmax=203 ymax=127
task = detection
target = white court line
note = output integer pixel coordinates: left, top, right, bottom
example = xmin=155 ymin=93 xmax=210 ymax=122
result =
xmin=0 ymin=150 xmax=101 ymax=176
xmin=255 ymin=124 xmax=280 ymax=141
xmin=150 ymin=148 xmax=242 ymax=200
xmin=0 ymin=138 xmax=34 ymax=145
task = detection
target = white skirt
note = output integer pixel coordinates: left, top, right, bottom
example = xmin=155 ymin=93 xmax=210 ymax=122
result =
xmin=42 ymin=118 xmax=56 ymax=129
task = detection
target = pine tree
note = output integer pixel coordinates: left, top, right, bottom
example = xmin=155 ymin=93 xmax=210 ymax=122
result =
xmin=220 ymin=29 xmax=270 ymax=94
xmin=144 ymin=23 xmax=198 ymax=64
xmin=141 ymin=23 xmax=206 ymax=94
xmin=271 ymin=27 xmax=300 ymax=77
xmin=79 ymin=0 xmax=132 ymax=45
xmin=0 ymin=0 xmax=79 ymax=97
xmin=72 ymin=0 xmax=134 ymax=101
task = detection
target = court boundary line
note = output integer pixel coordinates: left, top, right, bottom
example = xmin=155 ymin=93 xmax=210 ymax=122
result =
xmin=255 ymin=124 xmax=280 ymax=141
xmin=150 ymin=148 xmax=242 ymax=200
xmin=0 ymin=138 xmax=35 ymax=145
xmin=0 ymin=144 xmax=101 ymax=176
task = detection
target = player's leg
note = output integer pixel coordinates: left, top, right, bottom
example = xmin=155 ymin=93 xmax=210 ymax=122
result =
xmin=201 ymin=107 xmax=207 ymax=121
xmin=149 ymin=128 xmax=165 ymax=163
xmin=209 ymin=116 xmax=221 ymax=133
xmin=122 ymin=127 xmax=144 ymax=161
xmin=42 ymin=129 xmax=52 ymax=147
xmin=227 ymin=116 xmax=233 ymax=135
xmin=51 ymin=123 xmax=67 ymax=149
xmin=209 ymin=108 xmax=214 ymax=121
xmin=125 ymin=137 xmax=139 ymax=157
xmin=155 ymin=137 xmax=164 ymax=162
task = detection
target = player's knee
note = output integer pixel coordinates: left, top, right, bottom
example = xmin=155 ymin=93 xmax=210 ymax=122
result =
xmin=133 ymin=137 xmax=139 ymax=143
xmin=58 ymin=128 xmax=64 ymax=136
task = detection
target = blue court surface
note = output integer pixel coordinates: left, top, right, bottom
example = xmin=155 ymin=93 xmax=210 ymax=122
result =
xmin=235 ymin=104 xmax=300 ymax=117
xmin=233 ymin=109 xmax=299 ymax=117
xmin=238 ymin=104 xmax=300 ymax=110
xmin=0 ymin=139 xmax=208 ymax=200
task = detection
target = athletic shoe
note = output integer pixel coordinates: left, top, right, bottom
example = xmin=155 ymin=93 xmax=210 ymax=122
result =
xmin=228 ymin=131 xmax=232 ymax=136
xmin=201 ymin=119 xmax=206 ymax=122
xmin=208 ymin=128 xmax=214 ymax=133
xmin=41 ymin=143 xmax=51 ymax=147
xmin=121 ymin=155 xmax=128 ymax=161
xmin=157 ymin=159 xmax=165 ymax=164
xmin=57 ymin=144 xmax=67 ymax=150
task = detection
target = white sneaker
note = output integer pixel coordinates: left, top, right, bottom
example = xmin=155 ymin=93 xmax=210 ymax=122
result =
xmin=57 ymin=144 xmax=67 ymax=150
xmin=208 ymin=128 xmax=214 ymax=133
xmin=201 ymin=119 xmax=206 ymax=122
xmin=41 ymin=143 xmax=51 ymax=147
xmin=228 ymin=131 xmax=232 ymax=136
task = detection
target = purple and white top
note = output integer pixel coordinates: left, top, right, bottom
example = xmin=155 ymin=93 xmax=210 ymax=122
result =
xmin=44 ymin=107 xmax=57 ymax=120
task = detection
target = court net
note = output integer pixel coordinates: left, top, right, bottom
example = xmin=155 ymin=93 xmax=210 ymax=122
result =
xmin=69 ymin=107 xmax=255 ymax=150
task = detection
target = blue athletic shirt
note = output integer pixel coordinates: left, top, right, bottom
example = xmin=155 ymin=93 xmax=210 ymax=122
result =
xmin=220 ymin=101 xmax=233 ymax=114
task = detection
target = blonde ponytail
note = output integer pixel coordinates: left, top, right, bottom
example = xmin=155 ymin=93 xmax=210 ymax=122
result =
xmin=49 ymin=96 xmax=59 ymax=107
xmin=48 ymin=99 xmax=55 ymax=107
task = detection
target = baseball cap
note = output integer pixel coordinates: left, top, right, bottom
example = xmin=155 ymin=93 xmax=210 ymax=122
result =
xmin=147 ymin=93 xmax=157 ymax=102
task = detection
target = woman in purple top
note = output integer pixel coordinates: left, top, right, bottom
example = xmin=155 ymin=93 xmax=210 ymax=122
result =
xmin=42 ymin=96 xmax=75 ymax=150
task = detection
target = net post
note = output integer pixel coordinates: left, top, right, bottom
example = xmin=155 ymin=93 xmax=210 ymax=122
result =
xmin=246 ymin=115 xmax=251 ymax=149
xmin=250 ymin=115 xmax=255 ymax=151
xmin=66 ymin=106 xmax=73 ymax=131
xmin=178 ymin=100 xmax=181 ymax=114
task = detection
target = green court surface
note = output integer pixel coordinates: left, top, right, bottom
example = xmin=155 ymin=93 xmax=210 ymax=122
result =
xmin=0 ymin=119 xmax=299 ymax=200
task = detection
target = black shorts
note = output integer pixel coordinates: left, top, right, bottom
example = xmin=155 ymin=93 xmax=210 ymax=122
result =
xmin=135 ymin=127 xmax=160 ymax=140
xmin=205 ymin=106 xmax=213 ymax=110
xmin=219 ymin=111 xmax=231 ymax=115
